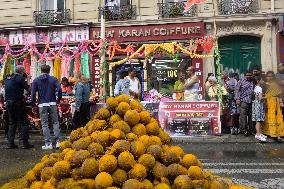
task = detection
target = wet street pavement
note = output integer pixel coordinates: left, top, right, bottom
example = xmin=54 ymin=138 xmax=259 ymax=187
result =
xmin=0 ymin=136 xmax=284 ymax=189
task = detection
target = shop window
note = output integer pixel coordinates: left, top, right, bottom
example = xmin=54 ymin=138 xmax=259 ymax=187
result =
xmin=148 ymin=58 xmax=191 ymax=98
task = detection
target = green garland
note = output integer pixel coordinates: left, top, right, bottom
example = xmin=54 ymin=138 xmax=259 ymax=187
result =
xmin=98 ymin=41 xmax=109 ymax=100
xmin=214 ymin=41 xmax=223 ymax=106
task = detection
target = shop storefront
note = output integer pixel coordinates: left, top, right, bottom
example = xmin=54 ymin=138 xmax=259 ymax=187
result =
xmin=90 ymin=22 xmax=205 ymax=100
xmin=90 ymin=22 xmax=221 ymax=136
xmin=277 ymin=16 xmax=284 ymax=64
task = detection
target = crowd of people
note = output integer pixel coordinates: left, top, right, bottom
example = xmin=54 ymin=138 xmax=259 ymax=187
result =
xmin=2 ymin=64 xmax=93 ymax=150
xmin=173 ymin=64 xmax=284 ymax=142
xmin=1 ymin=62 xmax=284 ymax=150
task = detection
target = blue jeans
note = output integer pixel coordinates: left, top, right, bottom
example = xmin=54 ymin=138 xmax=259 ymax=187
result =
xmin=39 ymin=105 xmax=61 ymax=144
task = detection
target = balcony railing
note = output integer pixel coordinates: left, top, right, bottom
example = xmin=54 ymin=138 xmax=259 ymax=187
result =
xmin=218 ymin=0 xmax=259 ymax=15
xmin=98 ymin=5 xmax=137 ymax=21
xmin=33 ymin=9 xmax=71 ymax=25
xmin=158 ymin=2 xmax=197 ymax=18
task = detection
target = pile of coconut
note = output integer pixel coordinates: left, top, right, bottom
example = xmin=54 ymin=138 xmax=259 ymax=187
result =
xmin=1 ymin=95 xmax=253 ymax=189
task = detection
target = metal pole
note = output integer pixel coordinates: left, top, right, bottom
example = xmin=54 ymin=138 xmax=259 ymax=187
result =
xmin=100 ymin=8 xmax=106 ymax=100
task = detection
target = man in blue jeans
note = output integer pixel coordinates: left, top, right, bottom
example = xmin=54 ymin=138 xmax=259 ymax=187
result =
xmin=31 ymin=64 xmax=62 ymax=150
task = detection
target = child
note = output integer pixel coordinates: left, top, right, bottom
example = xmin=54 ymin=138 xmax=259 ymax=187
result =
xmin=252 ymin=76 xmax=267 ymax=142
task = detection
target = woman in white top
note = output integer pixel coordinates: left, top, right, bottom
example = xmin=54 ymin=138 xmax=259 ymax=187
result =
xmin=126 ymin=68 xmax=141 ymax=99
xmin=184 ymin=66 xmax=200 ymax=101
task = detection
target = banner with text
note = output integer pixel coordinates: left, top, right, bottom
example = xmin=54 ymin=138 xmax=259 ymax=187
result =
xmin=159 ymin=101 xmax=220 ymax=136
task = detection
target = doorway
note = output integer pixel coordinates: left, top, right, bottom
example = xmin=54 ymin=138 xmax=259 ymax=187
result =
xmin=218 ymin=35 xmax=261 ymax=78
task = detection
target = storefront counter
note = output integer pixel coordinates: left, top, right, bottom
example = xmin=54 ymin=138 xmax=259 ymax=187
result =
xmin=86 ymin=100 xmax=220 ymax=136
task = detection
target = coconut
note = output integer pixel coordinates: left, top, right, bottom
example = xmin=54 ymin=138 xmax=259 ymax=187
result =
xmin=64 ymin=149 xmax=76 ymax=162
xmin=59 ymin=141 xmax=72 ymax=151
xmin=57 ymin=178 xmax=77 ymax=189
xmin=81 ymin=158 xmax=99 ymax=178
xmin=154 ymin=183 xmax=171 ymax=189
xmin=139 ymin=135 xmax=151 ymax=148
xmin=139 ymin=111 xmax=151 ymax=125
xmin=141 ymin=179 xmax=154 ymax=189
xmin=96 ymin=108 xmax=111 ymax=120
xmin=109 ymin=114 xmax=122 ymax=126
xmin=188 ymin=166 xmax=204 ymax=180
xmin=110 ymin=129 xmax=126 ymax=141
xmin=25 ymin=170 xmax=36 ymax=183
xmin=132 ymin=123 xmax=147 ymax=137
xmin=107 ymin=97 xmax=119 ymax=110
xmin=78 ymin=179 xmax=96 ymax=189
xmin=96 ymin=131 xmax=111 ymax=148
xmin=172 ymin=175 xmax=192 ymax=189
xmin=112 ymin=140 xmax=131 ymax=154
xmin=113 ymin=120 xmax=131 ymax=134
xmin=170 ymin=146 xmax=185 ymax=158
xmin=152 ymin=162 xmax=168 ymax=179
xmin=72 ymin=136 xmax=92 ymax=150
xmin=167 ymin=164 xmax=187 ymax=179
xmin=138 ymin=154 xmax=156 ymax=170
xmin=122 ymin=179 xmax=142 ymax=189
xmin=146 ymin=122 xmax=160 ymax=136
xmin=95 ymin=172 xmax=113 ymax=189
xmin=118 ymin=151 xmax=136 ymax=171
xmin=90 ymin=131 xmax=99 ymax=142
xmin=32 ymin=162 xmax=45 ymax=178
xmin=210 ymin=179 xmax=230 ymax=189
xmin=88 ymin=142 xmax=105 ymax=157
xmin=30 ymin=181 xmax=43 ymax=189
xmin=126 ymin=133 xmax=138 ymax=141
xmin=130 ymin=141 xmax=146 ymax=158
xmin=124 ymin=110 xmax=141 ymax=126
xmin=149 ymin=136 xmax=162 ymax=146
xmin=70 ymin=130 xmax=81 ymax=142
xmin=180 ymin=154 xmax=198 ymax=169
xmin=71 ymin=150 xmax=91 ymax=167
xmin=41 ymin=167 xmax=53 ymax=182
xmin=99 ymin=154 xmax=117 ymax=173
xmin=128 ymin=163 xmax=147 ymax=181
xmin=71 ymin=167 xmax=83 ymax=180
xmin=116 ymin=94 xmax=130 ymax=103
xmin=52 ymin=161 xmax=71 ymax=180
xmin=130 ymin=99 xmax=144 ymax=112
xmin=42 ymin=180 xmax=55 ymax=189
xmin=162 ymin=149 xmax=180 ymax=165
xmin=116 ymin=102 xmax=131 ymax=116
xmin=158 ymin=129 xmax=171 ymax=145
xmin=112 ymin=168 xmax=128 ymax=186
xmin=192 ymin=179 xmax=205 ymax=189
xmin=147 ymin=145 xmax=163 ymax=160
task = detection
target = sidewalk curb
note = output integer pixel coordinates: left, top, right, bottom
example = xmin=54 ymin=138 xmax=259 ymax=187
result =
xmin=0 ymin=135 xmax=277 ymax=144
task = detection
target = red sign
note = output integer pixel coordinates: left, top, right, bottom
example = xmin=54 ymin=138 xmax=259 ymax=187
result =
xmin=91 ymin=57 xmax=101 ymax=95
xmin=192 ymin=58 xmax=204 ymax=100
xmin=159 ymin=101 xmax=220 ymax=136
xmin=90 ymin=22 xmax=205 ymax=42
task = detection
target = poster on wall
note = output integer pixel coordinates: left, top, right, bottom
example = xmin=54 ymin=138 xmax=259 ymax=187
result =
xmin=49 ymin=28 xmax=63 ymax=43
xmin=75 ymin=26 xmax=89 ymax=41
xmin=36 ymin=29 xmax=49 ymax=43
xmin=23 ymin=30 xmax=36 ymax=44
xmin=159 ymin=101 xmax=220 ymax=136
xmin=9 ymin=30 xmax=23 ymax=45
xmin=62 ymin=27 xmax=76 ymax=42
xmin=0 ymin=32 xmax=9 ymax=45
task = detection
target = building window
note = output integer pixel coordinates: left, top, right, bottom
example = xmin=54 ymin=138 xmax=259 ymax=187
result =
xmin=158 ymin=0 xmax=197 ymax=18
xmin=39 ymin=0 xmax=65 ymax=11
xmin=34 ymin=0 xmax=70 ymax=25
xmin=100 ymin=0 xmax=136 ymax=21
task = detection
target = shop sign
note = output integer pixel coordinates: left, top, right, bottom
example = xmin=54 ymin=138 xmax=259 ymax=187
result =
xmin=92 ymin=58 xmax=101 ymax=95
xmin=90 ymin=22 xmax=205 ymax=42
xmin=159 ymin=101 xmax=220 ymax=136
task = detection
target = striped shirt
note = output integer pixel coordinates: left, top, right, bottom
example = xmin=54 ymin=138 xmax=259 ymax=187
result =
xmin=235 ymin=78 xmax=254 ymax=103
